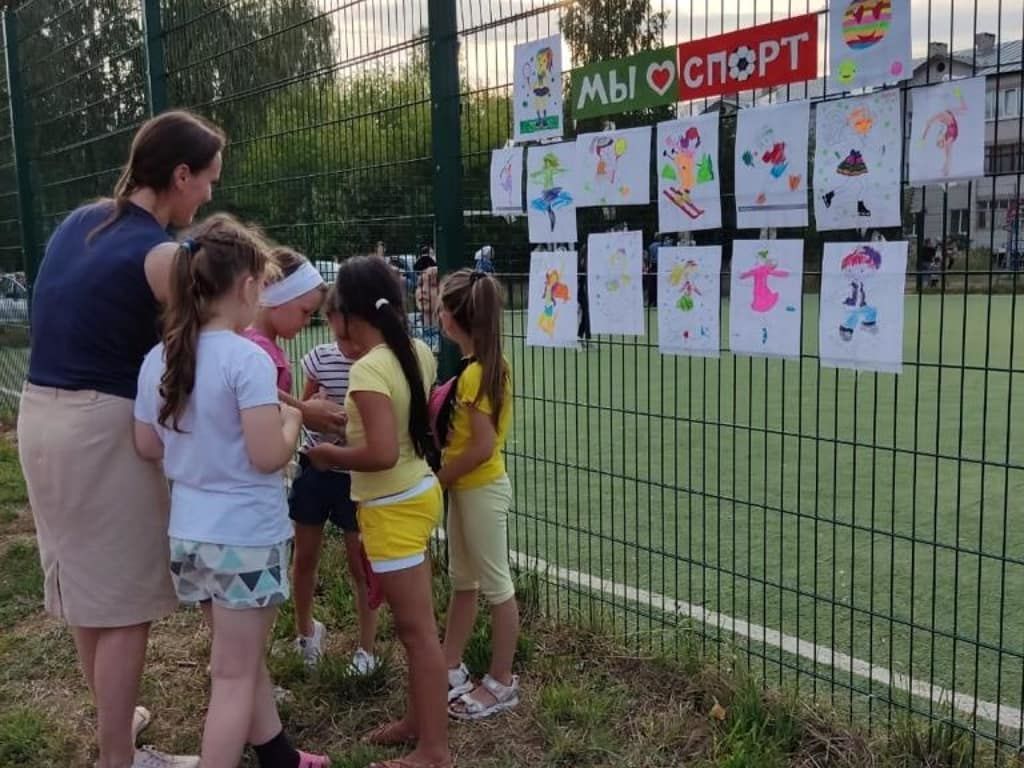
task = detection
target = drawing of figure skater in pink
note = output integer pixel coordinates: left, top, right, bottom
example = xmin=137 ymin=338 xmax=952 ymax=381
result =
xmin=739 ymin=248 xmax=788 ymax=312
xmin=838 ymin=245 xmax=882 ymax=341
xmin=921 ymin=86 xmax=968 ymax=177
xmin=539 ymin=267 xmax=572 ymax=336
xmin=524 ymin=47 xmax=555 ymax=123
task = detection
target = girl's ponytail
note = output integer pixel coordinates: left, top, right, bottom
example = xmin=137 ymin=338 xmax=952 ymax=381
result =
xmin=440 ymin=269 xmax=508 ymax=427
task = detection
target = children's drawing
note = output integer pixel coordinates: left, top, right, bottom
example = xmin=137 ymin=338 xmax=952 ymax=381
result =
xmin=526 ymin=142 xmax=578 ymax=244
xmin=513 ymin=35 xmax=564 ymax=143
xmin=656 ymin=114 xmax=721 ymax=232
xmin=658 ymin=246 xmax=721 ymax=357
xmin=729 ymin=240 xmax=803 ymax=359
xmin=575 ymin=127 xmax=651 ymax=207
xmin=735 ymin=101 xmax=810 ymax=228
xmin=526 ymin=250 xmax=578 ymax=348
xmin=587 ymin=230 xmax=644 ymax=335
xmin=819 ymin=241 xmax=907 ymax=373
xmin=490 ymin=147 xmax=524 ymax=215
xmin=909 ymin=77 xmax=985 ymax=185
xmin=813 ymin=90 xmax=902 ymax=231
xmin=828 ymin=0 xmax=911 ymax=91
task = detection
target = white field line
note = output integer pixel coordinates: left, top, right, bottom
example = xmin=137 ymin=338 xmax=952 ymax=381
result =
xmin=441 ymin=529 xmax=1022 ymax=732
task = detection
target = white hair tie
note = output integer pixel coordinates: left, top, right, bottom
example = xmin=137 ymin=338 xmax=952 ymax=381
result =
xmin=375 ymin=298 xmax=390 ymax=310
xmin=260 ymin=261 xmax=325 ymax=307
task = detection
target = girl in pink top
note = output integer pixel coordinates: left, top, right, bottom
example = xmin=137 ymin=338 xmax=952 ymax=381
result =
xmin=247 ymin=248 xmax=346 ymax=434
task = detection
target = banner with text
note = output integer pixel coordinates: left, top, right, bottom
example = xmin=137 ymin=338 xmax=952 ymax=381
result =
xmin=571 ymin=47 xmax=678 ymax=119
xmin=676 ymin=14 xmax=818 ymax=101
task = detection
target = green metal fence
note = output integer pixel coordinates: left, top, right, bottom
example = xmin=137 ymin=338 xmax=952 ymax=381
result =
xmin=2 ymin=0 xmax=1023 ymax=761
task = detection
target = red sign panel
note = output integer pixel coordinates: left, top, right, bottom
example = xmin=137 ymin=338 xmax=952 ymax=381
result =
xmin=676 ymin=14 xmax=818 ymax=101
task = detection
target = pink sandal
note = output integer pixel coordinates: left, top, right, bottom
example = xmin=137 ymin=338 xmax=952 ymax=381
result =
xmin=298 ymin=751 xmax=331 ymax=767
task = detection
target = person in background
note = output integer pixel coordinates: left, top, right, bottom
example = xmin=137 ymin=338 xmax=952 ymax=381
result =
xmin=474 ymin=245 xmax=496 ymax=274
xmin=413 ymin=252 xmax=440 ymax=353
xmin=577 ymin=246 xmax=591 ymax=346
xmin=289 ymin=286 xmax=379 ymax=674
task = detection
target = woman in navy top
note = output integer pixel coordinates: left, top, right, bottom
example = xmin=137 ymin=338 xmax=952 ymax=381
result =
xmin=18 ymin=110 xmax=223 ymax=768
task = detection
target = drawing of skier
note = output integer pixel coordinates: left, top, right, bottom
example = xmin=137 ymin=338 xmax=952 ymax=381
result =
xmin=739 ymin=248 xmax=789 ymax=312
xmin=538 ymin=267 xmax=572 ymax=336
xmin=529 ymin=152 xmax=573 ymax=232
xmin=838 ymin=245 xmax=881 ymax=341
xmin=661 ymin=126 xmax=714 ymax=220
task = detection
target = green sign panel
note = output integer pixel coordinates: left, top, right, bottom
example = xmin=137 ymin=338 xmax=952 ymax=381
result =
xmin=571 ymin=47 xmax=678 ymax=120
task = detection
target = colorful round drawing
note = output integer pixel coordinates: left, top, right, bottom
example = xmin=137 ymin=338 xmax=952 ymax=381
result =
xmin=842 ymin=0 xmax=892 ymax=50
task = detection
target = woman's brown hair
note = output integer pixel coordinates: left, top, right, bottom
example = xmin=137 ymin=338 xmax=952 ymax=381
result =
xmin=159 ymin=214 xmax=271 ymax=430
xmin=439 ymin=269 xmax=509 ymax=428
xmin=91 ymin=110 xmax=225 ymax=241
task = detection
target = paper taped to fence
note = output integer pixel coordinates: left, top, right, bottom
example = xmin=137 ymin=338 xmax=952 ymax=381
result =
xmin=587 ymin=230 xmax=645 ymax=335
xmin=658 ymin=246 xmax=721 ymax=357
xmin=527 ymin=250 xmax=578 ymax=348
xmin=729 ymin=239 xmax=803 ymax=359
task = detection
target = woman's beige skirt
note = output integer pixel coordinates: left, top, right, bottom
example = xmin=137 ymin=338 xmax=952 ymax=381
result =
xmin=17 ymin=383 xmax=178 ymax=627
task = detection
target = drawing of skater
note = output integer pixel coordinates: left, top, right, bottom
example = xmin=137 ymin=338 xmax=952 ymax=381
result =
xmin=668 ymin=259 xmax=702 ymax=311
xmin=524 ymin=47 xmax=555 ymax=123
xmin=739 ymin=249 xmax=789 ymax=313
xmin=530 ymin=152 xmax=573 ymax=232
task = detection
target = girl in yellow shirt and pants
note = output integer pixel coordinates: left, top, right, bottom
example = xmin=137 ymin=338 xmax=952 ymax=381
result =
xmin=434 ymin=269 xmax=520 ymax=721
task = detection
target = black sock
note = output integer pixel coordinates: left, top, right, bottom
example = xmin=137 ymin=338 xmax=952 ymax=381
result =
xmin=253 ymin=730 xmax=300 ymax=768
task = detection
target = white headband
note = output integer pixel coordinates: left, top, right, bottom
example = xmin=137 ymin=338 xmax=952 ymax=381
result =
xmin=260 ymin=262 xmax=325 ymax=307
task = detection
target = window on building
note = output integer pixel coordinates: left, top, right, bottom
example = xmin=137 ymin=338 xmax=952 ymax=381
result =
xmin=986 ymin=89 xmax=998 ymax=119
xmin=985 ymin=144 xmax=1024 ymax=174
xmin=950 ymin=209 xmax=970 ymax=235
xmin=977 ymin=202 xmax=988 ymax=230
xmin=1003 ymin=88 xmax=1020 ymax=118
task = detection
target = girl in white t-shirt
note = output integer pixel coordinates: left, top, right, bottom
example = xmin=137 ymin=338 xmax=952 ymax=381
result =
xmin=134 ymin=215 xmax=329 ymax=768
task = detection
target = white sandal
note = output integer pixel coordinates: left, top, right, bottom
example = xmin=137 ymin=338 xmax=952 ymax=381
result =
xmin=447 ymin=662 xmax=473 ymax=702
xmin=448 ymin=674 xmax=519 ymax=720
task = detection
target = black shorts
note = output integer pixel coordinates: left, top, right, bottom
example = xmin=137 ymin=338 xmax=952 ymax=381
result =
xmin=288 ymin=454 xmax=359 ymax=533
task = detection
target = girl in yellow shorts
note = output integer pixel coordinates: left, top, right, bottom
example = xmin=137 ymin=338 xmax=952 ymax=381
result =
xmin=432 ymin=269 xmax=519 ymax=721
xmin=307 ymin=255 xmax=449 ymax=768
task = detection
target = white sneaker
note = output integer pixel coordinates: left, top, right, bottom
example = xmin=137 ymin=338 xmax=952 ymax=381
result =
xmin=132 ymin=746 xmax=200 ymax=767
xmin=350 ymin=648 xmax=378 ymax=675
xmin=295 ymin=620 xmax=325 ymax=667
xmin=132 ymin=706 xmax=151 ymax=744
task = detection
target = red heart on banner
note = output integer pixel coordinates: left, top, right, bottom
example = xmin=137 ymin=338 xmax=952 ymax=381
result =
xmin=646 ymin=61 xmax=675 ymax=95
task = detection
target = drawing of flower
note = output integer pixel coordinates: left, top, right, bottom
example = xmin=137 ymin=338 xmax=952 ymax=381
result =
xmin=728 ymin=46 xmax=757 ymax=82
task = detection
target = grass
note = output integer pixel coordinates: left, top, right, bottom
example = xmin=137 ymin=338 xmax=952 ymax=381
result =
xmin=0 ymin=291 xmax=1021 ymax=762
xmin=278 ymin=293 xmax=1024 ymax=734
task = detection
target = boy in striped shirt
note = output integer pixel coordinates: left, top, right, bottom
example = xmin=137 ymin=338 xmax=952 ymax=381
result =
xmin=290 ymin=287 xmax=379 ymax=673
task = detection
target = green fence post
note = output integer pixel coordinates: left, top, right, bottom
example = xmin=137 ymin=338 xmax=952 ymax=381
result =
xmin=427 ymin=0 xmax=463 ymax=377
xmin=3 ymin=9 xmax=39 ymax=299
xmin=141 ymin=0 xmax=168 ymax=114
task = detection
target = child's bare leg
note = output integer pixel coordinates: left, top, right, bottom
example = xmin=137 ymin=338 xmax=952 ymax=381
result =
xmin=292 ymin=523 xmax=325 ymax=637
xmin=344 ymin=532 xmax=378 ymax=652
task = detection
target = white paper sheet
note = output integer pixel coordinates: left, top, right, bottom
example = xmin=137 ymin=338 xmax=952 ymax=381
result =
xmin=526 ymin=250 xmax=578 ymax=348
xmin=729 ymin=240 xmax=804 ymax=359
xmin=735 ymin=101 xmax=810 ymax=229
xmin=813 ymin=90 xmax=902 ymax=231
xmin=575 ymin=127 xmax=652 ymax=207
xmin=586 ymin=230 xmax=645 ymax=335
xmin=819 ymin=241 xmax=907 ymax=373
xmin=658 ymin=246 xmax=721 ymax=357
xmin=909 ymin=77 xmax=986 ymax=185
xmin=828 ymin=0 xmax=911 ymax=91
xmin=513 ymin=35 xmax=564 ymax=143
xmin=527 ymin=142 xmax=578 ymax=244
xmin=656 ymin=115 xmax=722 ymax=232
